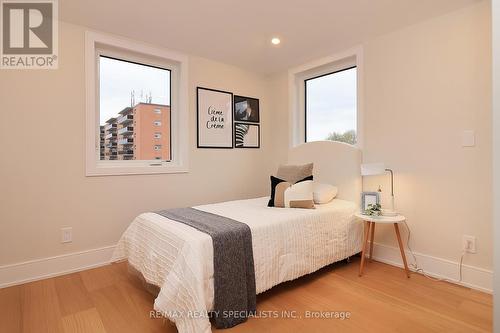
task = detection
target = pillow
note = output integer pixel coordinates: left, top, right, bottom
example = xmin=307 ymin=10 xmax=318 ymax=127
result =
xmin=313 ymin=183 xmax=338 ymax=204
xmin=284 ymin=180 xmax=315 ymax=209
xmin=268 ymin=175 xmax=315 ymax=209
xmin=276 ymin=163 xmax=313 ymax=184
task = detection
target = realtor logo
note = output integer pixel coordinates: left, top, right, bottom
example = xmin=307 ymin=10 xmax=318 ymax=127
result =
xmin=1 ymin=0 xmax=58 ymax=69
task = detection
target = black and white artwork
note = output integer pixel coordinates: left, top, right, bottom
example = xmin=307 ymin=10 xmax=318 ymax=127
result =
xmin=234 ymin=95 xmax=259 ymax=123
xmin=234 ymin=123 xmax=260 ymax=148
xmin=197 ymin=87 xmax=233 ymax=148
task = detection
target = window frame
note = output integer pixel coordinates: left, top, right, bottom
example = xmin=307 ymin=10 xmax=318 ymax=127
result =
xmin=288 ymin=46 xmax=363 ymax=148
xmin=304 ymin=65 xmax=357 ymax=144
xmin=85 ymin=31 xmax=189 ymax=176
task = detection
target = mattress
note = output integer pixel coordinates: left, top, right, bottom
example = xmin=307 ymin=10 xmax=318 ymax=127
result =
xmin=112 ymin=197 xmax=363 ymax=333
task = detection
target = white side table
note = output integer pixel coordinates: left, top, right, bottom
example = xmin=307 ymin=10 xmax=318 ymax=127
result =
xmin=354 ymin=213 xmax=410 ymax=278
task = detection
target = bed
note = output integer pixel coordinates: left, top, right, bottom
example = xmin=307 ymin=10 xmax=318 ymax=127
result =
xmin=111 ymin=141 xmax=363 ymax=333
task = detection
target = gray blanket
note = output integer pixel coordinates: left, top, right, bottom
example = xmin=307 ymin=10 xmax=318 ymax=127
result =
xmin=156 ymin=207 xmax=256 ymax=329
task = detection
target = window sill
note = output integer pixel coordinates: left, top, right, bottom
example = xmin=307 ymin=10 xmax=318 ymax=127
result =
xmin=85 ymin=164 xmax=189 ymax=177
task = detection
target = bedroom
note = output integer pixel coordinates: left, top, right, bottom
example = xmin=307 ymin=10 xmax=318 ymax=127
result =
xmin=0 ymin=0 xmax=499 ymax=332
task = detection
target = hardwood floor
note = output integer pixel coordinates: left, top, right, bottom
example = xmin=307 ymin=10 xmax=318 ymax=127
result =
xmin=0 ymin=258 xmax=492 ymax=333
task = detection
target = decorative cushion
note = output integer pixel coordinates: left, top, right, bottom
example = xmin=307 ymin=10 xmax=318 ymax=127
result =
xmin=284 ymin=180 xmax=315 ymax=209
xmin=276 ymin=163 xmax=313 ymax=184
xmin=313 ymin=183 xmax=338 ymax=204
xmin=268 ymin=176 xmax=284 ymax=207
xmin=268 ymin=175 xmax=314 ymax=209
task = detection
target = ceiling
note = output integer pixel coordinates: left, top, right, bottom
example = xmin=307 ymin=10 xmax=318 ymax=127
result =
xmin=60 ymin=0 xmax=480 ymax=75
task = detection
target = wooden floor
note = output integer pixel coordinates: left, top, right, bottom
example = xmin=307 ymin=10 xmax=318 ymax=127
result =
xmin=0 ymin=257 xmax=492 ymax=333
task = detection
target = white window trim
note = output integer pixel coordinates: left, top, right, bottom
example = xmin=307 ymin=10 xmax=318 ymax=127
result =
xmin=85 ymin=31 xmax=189 ymax=176
xmin=288 ymin=46 xmax=364 ymax=148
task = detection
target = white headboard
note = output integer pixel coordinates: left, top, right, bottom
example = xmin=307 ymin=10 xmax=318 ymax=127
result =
xmin=288 ymin=141 xmax=362 ymax=205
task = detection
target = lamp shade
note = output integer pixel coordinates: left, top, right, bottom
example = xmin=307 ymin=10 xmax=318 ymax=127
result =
xmin=361 ymin=163 xmax=386 ymax=176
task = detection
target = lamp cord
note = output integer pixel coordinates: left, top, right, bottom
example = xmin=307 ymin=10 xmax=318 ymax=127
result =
xmin=403 ymin=220 xmax=465 ymax=283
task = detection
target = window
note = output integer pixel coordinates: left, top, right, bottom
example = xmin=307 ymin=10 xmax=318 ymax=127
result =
xmin=154 ymin=133 xmax=162 ymax=139
xmin=305 ymin=67 xmax=357 ymax=145
xmin=85 ymin=31 xmax=189 ymax=176
xmin=288 ymin=48 xmax=362 ymax=148
xmin=154 ymin=145 xmax=162 ymax=151
xmin=99 ymin=56 xmax=170 ymax=161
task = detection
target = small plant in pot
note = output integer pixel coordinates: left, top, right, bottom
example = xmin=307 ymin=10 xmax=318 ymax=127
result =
xmin=364 ymin=203 xmax=382 ymax=216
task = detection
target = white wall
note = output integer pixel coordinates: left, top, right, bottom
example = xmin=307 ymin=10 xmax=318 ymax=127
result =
xmin=492 ymin=0 xmax=500 ymax=329
xmin=270 ymin=1 xmax=492 ymax=287
xmin=0 ymin=21 xmax=274 ymax=266
xmin=362 ymin=1 xmax=492 ymax=270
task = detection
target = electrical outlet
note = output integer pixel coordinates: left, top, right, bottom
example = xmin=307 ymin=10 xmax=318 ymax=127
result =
xmin=61 ymin=227 xmax=72 ymax=243
xmin=462 ymin=235 xmax=476 ymax=253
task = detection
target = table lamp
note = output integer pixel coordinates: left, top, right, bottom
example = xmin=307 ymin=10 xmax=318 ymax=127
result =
xmin=360 ymin=163 xmax=397 ymax=216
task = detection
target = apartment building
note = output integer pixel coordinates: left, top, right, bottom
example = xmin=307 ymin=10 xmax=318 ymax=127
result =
xmin=116 ymin=107 xmax=134 ymax=160
xmin=99 ymin=125 xmax=105 ymax=160
xmin=103 ymin=118 xmax=118 ymax=160
xmin=101 ymin=103 xmax=170 ymax=161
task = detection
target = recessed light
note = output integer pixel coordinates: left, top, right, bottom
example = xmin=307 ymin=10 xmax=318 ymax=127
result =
xmin=271 ymin=37 xmax=281 ymax=45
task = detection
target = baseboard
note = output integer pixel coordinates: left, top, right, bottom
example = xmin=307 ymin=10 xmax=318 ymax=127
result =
xmin=0 ymin=243 xmax=493 ymax=293
xmin=371 ymin=242 xmax=493 ymax=293
xmin=0 ymin=245 xmax=116 ymax=289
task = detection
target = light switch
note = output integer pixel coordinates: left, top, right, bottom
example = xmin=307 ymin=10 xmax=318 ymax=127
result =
xmin=462 ymin=130 xmax=475 ymax=147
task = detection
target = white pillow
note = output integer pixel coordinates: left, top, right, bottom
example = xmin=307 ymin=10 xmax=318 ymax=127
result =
xmin=283 ymin=180 xmax=315 ymax=209
xmin=313 ymin=183 xmax=338 ymax=204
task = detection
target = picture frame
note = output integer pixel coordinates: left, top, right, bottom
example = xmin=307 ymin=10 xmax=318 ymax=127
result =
xmin=361 ymin=192 xmax=380 ymax=212
xmin=234 ymin=123 xmax=260 ymax=148
xmin=196 ymin=87 xmax=234 ymax=148
xmin=234 ymin=95 xmax=260 ymax=123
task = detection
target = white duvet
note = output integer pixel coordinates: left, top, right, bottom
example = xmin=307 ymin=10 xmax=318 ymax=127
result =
xmin=112 ymin=197 xmax=363 ymax=333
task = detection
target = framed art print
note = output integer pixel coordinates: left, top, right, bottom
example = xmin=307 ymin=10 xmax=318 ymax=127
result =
xmin=361 ymin=192 xmax=380 ymax=212
xmin=234 ymin=123 xmax=260 ymax=148
xmin=197 ymin=87 xmax=233 ymax=148
xmin=234 ymin=95 xmax=259 ymax=123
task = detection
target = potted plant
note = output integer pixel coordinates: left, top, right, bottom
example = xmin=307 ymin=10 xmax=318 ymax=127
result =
xmin=363 ymin=203 xmax=382 ymax=217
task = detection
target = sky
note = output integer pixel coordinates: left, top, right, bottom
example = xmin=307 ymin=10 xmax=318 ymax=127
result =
xmin=306 ymin=67 xmax=357 ymax=141
xmin=99 ymin=56 xmax=171 ymax=124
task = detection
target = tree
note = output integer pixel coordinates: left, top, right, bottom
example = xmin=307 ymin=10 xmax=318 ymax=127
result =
xmin=325 ymin=129 xmax=357 ymax=145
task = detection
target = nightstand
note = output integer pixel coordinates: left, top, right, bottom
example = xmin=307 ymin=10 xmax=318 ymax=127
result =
xmin=354 ymin=213 xmax=410 ymax=278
